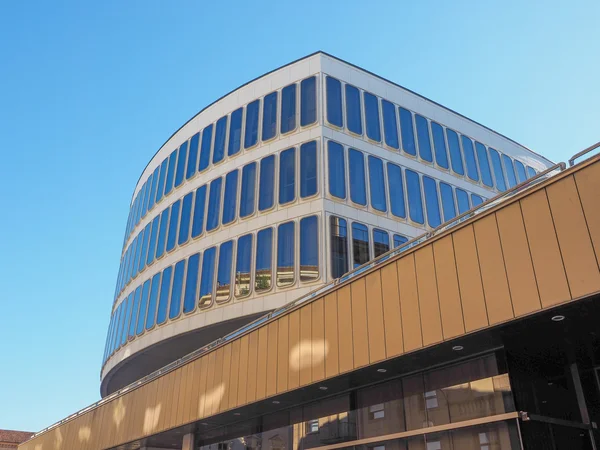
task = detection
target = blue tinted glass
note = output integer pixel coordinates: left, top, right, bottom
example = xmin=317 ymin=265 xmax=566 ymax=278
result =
xmin=140 ymin=180 xmax=149 ymax=218
xmin=345 ymin=84 xmax=362 ymax=134
xmin=526 ymin=166 xmax=537 ymax=178
xmin=446 ymin=129 xmax=465 ymax=175
xmin=330 ymin=216 xmax=348 ymax=278
xmin=244 ymin=100 xmax=260 ymax=148
xmin=199 ymin=247 xmax=216 ymax=307
xmin=186 ymin=132 xmax=200 ymax=180
xmin=146 ymin=215 xmax=160 ymax=266
xmin=381 ymin=99 xmax=399 ymax=149
xmin=120 ymin=296 xmax=132 ymax=346
xmin=399 ymin=108 xmax=416 ymax=156
xmin=415 ymin=115 xmax=433 ymax=162
xmin=155 ymin=207 xmax=169 ymax=259
xmin=191 ymin=185 xmax=206 ymax=238
xmin=373 ymin=228 xmax=390 ymax=258
xmin=387 ymin=163 xmax=406 ymax=218
xmin=352 ymin=222 xmax=369 ymax=268
xmin=515 ymin=160 xmax=527 ymax=183
xmin=212 ymin=116 xmax=228 ymax=164
xmin=368 ymin=156 xmax=387 ymax=212
xmin=216 ymin=241 xmax=233 ymax=302
xmin=502 ymin=154 xmax=518 ymax=188
xmin=148 ymin=166 xmax=160 ymax=212
xmin=489 ymin=148 xmax=507 ymax=191
xmin=348 ymin=149 xmax=366 ymax=206
xmin=460 ymin=136 xmax=479 ymax=181
xmin=277 ymin=221 xmax=295 ymax=287
xmin=393 ymin=234 xmax=408 ymax=248
xmin=328 ymin=141 xmax=346 ymax=199
xmin=138 ymin=224 xmax=151 ymax=274
xmin=281 ymin=84 xmax=296 ymax=134
xmin=326 ymin=76 xmax=343 ymax=127
xmin=136 ymin=280 xmax=150 ymax=335
xmin=259 ymin=155 xmax=275 ymax=211
xmin=169 ymin=260 xmax=185 ymax=319
xmin=127 ymin=237 xmax=137 ymax=281
xmin=228 ymin=108 xmax=243 ymax=156
xmin=240 ymin=163 xmax=256 ymax=218
xmin=235 ymin=234 xmax=253 ymax=298
xmin=183 ymin=253 xmax=200 ymax=314
xmin=300 ymin=76 xmax=317 ymax=126
xmin=300 ymin=216 xmax=319 ymax=282
xmin=364 ymin=92 xmax=381 ymax=141
xmin=112 ymin=304 xmax=122 ymax=352
xmin=166 ymin=199 xmax=181 ymax=252
xmin=206 ymin=178 xmax=222 ymax=232
xmin=255 ymin=228 xmax=273 ymax=292
xmin=422 ymin=176 xmax=441 ymax=227
xmin=134 ymin=190 xmax=142 ymax=225
xmin=405 ymin=169 xmax=424 ymax=224
xmin=222 ymin=170 xmax=238 ymax=225
xmin=165 ymin=149 xmax=178 ymax=196
xmin=128 ymin=287 xmax=141 ymax=339
xmin=300 ymin=141 xmax=317 ymax=198
xmin=279 ymin=148 xmax=296 ymax=205
xmin=199 ymin=124 xmax=213 ymax=172
xmin=145 ymin=273 xmax=161 ymax=330
xmin=178 ymin=192 xmax=194 ymax=245
xmin=475 ymin=142 xmax=494 ymax=187
xmin=156 ymin=266 xmax=172 ymax=325
xmin=155 ymin=158 xmax=168 ymax=203
xmin=439 ymin=182 xmax=456 ymax=222
xmin=471 ymin=194 xmax=484 ymax=207
xmin=175 ymin=141 xmax=188 ymax=187
xmin=456 ymin=188 xmax=470 ymax=214
xmin=262 ymin=91 xmax=278 ymax=141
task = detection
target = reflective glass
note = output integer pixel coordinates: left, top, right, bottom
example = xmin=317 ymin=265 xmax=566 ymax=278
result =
xmin=199 ymin=124 xmax=213 ymax=172
xmin=136 ymin=280 xmax=150 ymax=336
xmin=138 ymin=223 xmax=151 ymax=273
xmin=145 ymin=272 xmax=161 ymax=330
xmin=352 ymin=222 xmax=370 ymax=268
xmin=373 ymin=228 xmax=390 ymax=258
xmin=146 ymin=215 xmax=160 ymax=266
xmin=165 ymin=149 xmax=178 ymax=196
xmin=368 ymin=156 xmax=387 ymax=212
xmin=240 ymin=162 xmax=256 ymax=218
xmin=489 ymin=148 xmax=507 ymax=191
xmin=213 ymin=115 xmax=228 ymax=164
xmin=277 ymin=221 xmax=295 ymax=287
xmin=330 ymin=216 xmax=348 ymax=278
xmin=259 ymin=155 xmax=275 ymax=211
xmin=364 ymin=92 xmax=381 ymax=141
xmin=399 ymin=107 xmax=416 ymax=156
xmin=423 ymin=176 xmax=441 ymax=227
xmin=148 ymin=166 xmax=159 ymax=212
xmin=460 ymin=135 xmax=479 ymax=181
xmin=394 ymin=234 xmax=408 ymax=248
xmin=127 ymin=236 xmax=137 ymax=281
xmin=456 ymin=188 xmax=470 ymax=214
xmin=111 ymin=303 xmax=122 ymax=353
xmin=235 ymin=234 xmax=253 ymax=298
xmin=183 ymin=253 xmax=200 ymax=314
xmin=262 ymin=91 xmax=278 ymax=141
xmin=216 ymin=240 xmax=233 ymax=302
xmin=526 ymin=165 xmax=537 ymax=178
xmin=300 ymin=216 xmax=319 ymax=282
xmin=222 ymin=170 xmax=238 ymax=225
xmin=255 ymin=228 xmax=273 ymax=292
xmin=326 ymin=76 xmax=343 ymax=127
xmin=191 ymin=185 xmax=206 ymax=238
xmin=228 ymin=108 xmax=243 ymax=156
xmin=327 ymin=140 xmax=346 ymax=199
xmin=155 ymin=207 xmax=169 ymax=259
xmin=475 ymin=142 xmax=494 ymax=187
xmin=175 ymin=140 xmax=188 ymax=187
xmin=155 ymin=158 xmax=168 ymax=203
xmin=300 ymin=76 xmax=317 ymax=126
xmin=166 ymin=199 xmax=181 ymax=252
xmin=244 ymin=99 xmax=260 ymax=148
xmin=405 ymin=169 xmax=424 ymax=224
xmin=281 ymin=83 xmax=296 ymax=134
xmin=349 ymin=148 xmax=367 ymax=206
xmin=128 ymin=286 xmax=141 ymax=338
xmin=186 ymin=132 xmax=200 ymax=180
xmin=206 ymin=178 xmax=222 ymax=232
xmin=439 ymin=182 xmax=456 ymax=222
xmin=140 ymin=180 xmax=149 ymax=218
xmin=387 ymin=162 xmax=406 ymax=218
xmin=345 ymin=84 xmax=362 ymax=134
xmin=178 ymin=191 xmax=194 ymax=245
xmin=199 ymin=247 xmax=216 ymax=307
xmin=415 ymin=115 xmax=433 ymax=162
xmin=446 ymin=129 xmax=465 ymax=176
xmin=502 ymin=154 xmax=518 ymax=188
xmin=279 ymin=148 xmax=296 ymax=205
xmin=156 ymin=266 xmax=172 ymax=325
xmin=120 ymin=296 xmax=132 ymax=346
xmin=381 ymin=99 xmax=399 ymax=149
xmin=169 ymin=259 xmax=185 ymax=319
xmin=471 ymin=194 xmax=484 ymax=207
xmin=300 ymin=141 xmax=317 ymax=198
xmin=515 ymin=160 xmax=527 ymax=183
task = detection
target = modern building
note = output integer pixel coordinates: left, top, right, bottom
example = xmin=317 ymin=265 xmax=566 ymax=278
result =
xmin=19 ymin=52 xmax=600 ymax=450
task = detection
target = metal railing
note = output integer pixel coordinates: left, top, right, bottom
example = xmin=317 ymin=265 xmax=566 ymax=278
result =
xmin=568 ymin=141 xmax=600 ymax=167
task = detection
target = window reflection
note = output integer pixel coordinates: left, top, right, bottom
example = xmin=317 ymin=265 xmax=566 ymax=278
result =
xmin=381 ymin=99 xmax=399 ymax=149
xmin=169 ymin=260 xmax=185 ymax=319
xmin=279 ymin=148 xmax=296 ymax=205
xmin=263 ymin=91 xmax=278 ymax=141
xmin=228 ymin=108 xmax=243 ymax=157
xmin=178 ymin=192 xmax=194 ymax=245
xmin=165 ymin=149 xmax=177 ymax=196
xmin=183 ymin=253 xmax=200 ymax=314
xmin=259 ymin=155 xmax=275 ymax=211
xmin=446 ymin=129 xmax=464 ymax=176
xmin=326 ymin=76 xmax=343 ymax=127
xmin=199 ymin=247 xmax=216 ymax=307
xmin=349 ymin=149 xmax=367 ymax=206
xmin=368 ymin=156 xmax=387 ymax=212
xmin=439 ymin=182 xmax=456 ymax=222
xmin=222 ymin=170 xmax=239 ymax=225
xmin=330 ymin=216 xmax=349 ymax=279
xmin=145 ymin=273 xmax=161 ymax=330
xmin=387 ymin=163 xmax=406 ymax=219
xmin=207 ymin=178 xmax=222 ymax=232
xmin=216 ymin=241 xmax=233 ymax=303
xmin=364 ymin=92 xmax=381 ymax=142
xmin=423 ymin=176 xmax=441 ymax=228
xmin=352 ymin=222 xmax=369 ymax=268
xmin=328 ymin=141 xmax=346 ymax=199
xmin=489 ymin=148 xmax=507 ymax=191
xmin=405 ymin=169 xmax=424 ymax=224
xmin=455 ymin=189 xmax=470 ymax=214
xmin=155 ymin=158 xmax=168 ymax=203
xmin=514 ymin=160 xmax=527 ymax=184
xmin=415 ymin=115 xmax=433 ymax=162
xmin=148 ymin=166 xmax=159 ymax=212
xmin=346 ymin=84 xmax=362 ymax=135
xmin=281 ymin=84 xmax=296 ymax=134
xmin=175 ymin=140 xmax=188 ymax=188
xmin=156 ymin=266 xmax=172 ymax=325
xmin=199 ymin=124 xmax=213 ymax=172
xmin=191 ymin=185 xmax=207 ymax=238
xmin=255 ymin=228 xmax=273 ymax=292
xmin=277 ymin=222 xmax=295 ymax=287
xmin=502 ymin=154 xmax=517 ymax=188
xmin=240 ymin=162 xmax=257 ymax=218
xmin=526 ymin=166 xmax=537 ymax=178
xmin=136 ymin=280 xmax=151 ymax=335
xmin=300 ymin=141 xmax=317 ymax=198
xmin=373 ymin=229 xmax=390 ymax=258
xmin=213 ymin=115 xmax=228 ymax=164
xmin=460 ymin=136 xmax=479 ymax=182
xmin=393 ymin=234 xmax=408 ymax=248
xmin=475 ymin=142 xmax=494 ymax=187
xmin=301 ymin=76 xmax=317 ymax=127
xmin=471 ymin=194 xmax=484 ymax=207
xmin=166 ymin=199 xmax=181 ymax=252
xmin=235 ymin=234 xmax=253 ymax=298
xmin=186 ymin=132 xmax=200 ymax=180
xmin=245 ymin=99 xmax=260 ymax=148
xmin=146 ymin=216 xmax=160 ymax=266
xmin=399 ymin=107 xmax=416 ymax=156
xmin=300 ymin=216 xmax=319 ymax=282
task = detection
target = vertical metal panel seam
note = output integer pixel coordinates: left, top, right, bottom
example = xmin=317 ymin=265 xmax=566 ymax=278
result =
xmin=572 ymin=175 xmax=600 ymax=271
xmin=516 ymin=200 xmax=543 ymax=307
xmin=491 ymin=213 xmax=516 ymax=318
xmin=468 ymin=225 xmax=492 ymax=325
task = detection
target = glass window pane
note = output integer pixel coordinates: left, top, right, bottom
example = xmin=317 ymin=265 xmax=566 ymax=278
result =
xmin=148 ymin=166 xmax=159 ymax=212
xmin=381 ymin=99 xmax=399 ymax=149
xmin=502 ymin=154 xmax=518 ymax=188
xmin=120 ymin=296 xmax=132 ymax=346
xmin=326 ymin=76 xmax=343 ymax=127
xmin=277 ymin=221 xmax=295 ymax=287
xmin=393 ymin=234 xmax=408 ymax=248
xmin=146 ymin=215 xmax=160 ymax=266
xmin=415 ymin=115 xmax=433 ymax=162
xmin=364 ymin=92 xmax=381 ymax=141
xmin=206 ymin=178 xmax=222 ymax=232
xmin=156 ymin=266 xmax=172 ymax=325
xmin=526 ymin=165 xmax=537 ymax=178
xmin=255 ymin=228 xmax=273 ymax=292
xmin=140 ymin=180 xmax=149 ymax=219
xmin=262 ymin=91 xmax=278 ymax=141
xmin=279 ymin=147 xmax=296 ymax=205
xmin=191 ymin=185 xmax=206 ymax=238
xmin=345 ymin=84 xmax=362 ymax=134
xmin=300 ymin=76 xmax=317 ymax=127
xmin=515 ymin=160 xmax=527 ymax=183
xmin=165 ymin=149 xmax=178 ymax=196
xmin=155 ymin=158 xmax=168 ymax=203
xmin=199 ymin=124 xmax=213 ymax=172
xmin=431 ymin=123 xmax=450 ymax=169
xmin=446 ymin=129 xmax=465 ymax=175
xmin=129 ymin=287 xmax=141 ymax=338
xmin=405 ymin=169 xmax=424 ymax=224
xmin=228 ymin=108 xmax=243 ymax=156
xmin=183 ymin=253 xmax=200 ymax=314
xmin=439 ymin=182 xmax=456 ymax=222
xmin=216 ymin=241 xmax=233 ymax=302
xmin=399 ymin=107 xmax=416 ymax=156
xmin=186 ymin=132 xmax=200 ymax=180
xmin=166 ymin=199 xmax=181 ymax=252
xmin=327 ymin=140 xmax=346 ymax=199
xmin=138 ymin=223 xmax=151 ymax=273
xmin=471 ymin=194 xmax=484 ymax=207
xmin=178 ymin=192 xmax=194 ymax=245
xmin=128 ymin=236 xmax=138 ymax=280
xmin=368 ymin=156 xmax=387 ymax=212
xmin=300 ymin=216 xmax=319 ymax=282
xmin=244 ymin=99 xmax=260 ymax=148
xmin=136 ymin=280 xmax=150 ymax=335
xmin=169 ymin=259 xmax=185 ymax=319
xmin=423 ymin=176 xmax=441 ymax=227
xmin=475 ymin=142 xmax=494 ymax=187
xmin=213 ymin=115 xmax=228 ymax=164
xmin=489 ymin=148 xmax=507 ymax=191
xmin=330 ymin=216 xmax=348 ymax=278
xmin=145 ymin=272 xmax=161 ymax=330
xmin=461 ymin=135 xmax=479 ymax=181
xmin=373 ymin=228 xmax=390 ymax=258
xmin=300 ymin=141 xmax=317 ymax=198
xmin=387 ymin=163 xmax=406 ymax=219
xmin=349 ymin=148 xmax=367 ymax=206
xmin=281 ymin=84 xmax=296 ymax=134
xmin=456 ymin=188 xmax=470 ymax=214
xmin=235 ymin=234 xmax=253 ymax=298
xmin=352 ymin=222 xmax=370 ymax=268
xmin=175 ymin=141 xmax=188 ymax=187
xmin=240 ymin=162 xmax=257 ymax=218
xmin=199 ymin=247 xmax=216 ymax=307
xmin=259 ymin=155 xmax=275 ymax=211
xmin=222 ymin=170 xmax=238 ymax=225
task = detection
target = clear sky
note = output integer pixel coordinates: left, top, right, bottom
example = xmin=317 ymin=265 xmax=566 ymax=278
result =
xmin=0 ymin=0 xmax=598 ymax=432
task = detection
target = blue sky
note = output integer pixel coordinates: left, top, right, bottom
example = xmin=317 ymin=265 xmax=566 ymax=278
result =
xmin=0 ymin=0 xmax=598 ymax=432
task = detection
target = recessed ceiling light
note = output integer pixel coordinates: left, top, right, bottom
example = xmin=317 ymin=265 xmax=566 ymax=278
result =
xmin=377 ymin=368 xmax=387 ymax=373
xmin=551 ymin=315 xmax=565 ymax=322
xmin=542 ymin=400 xmax=547 ymax=404
xmin=201 ymin=422 xmax=209 ymax=426
xmin=233 ymin=412 xmax=241 ymax=416
xmin=452 ymin=345 xmax=464 ymax=351
xmin=272 ymin=400 xmax=280 ymax=404
xmin=547 ymin=382 xmax=553 ymax=386
xmin=319 ymin=386 xmax=328 ymax=391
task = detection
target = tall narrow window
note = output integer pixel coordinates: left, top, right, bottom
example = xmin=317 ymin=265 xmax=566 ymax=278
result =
xmin=169 ymin=259 xmax=185 ymax=319
xmin=475 ymin=142 xmax=494 ymax=187
xmin=405 ymin=169 xmax=424 ymax=224
xmin=471 ymin=194 xmax=484 ymax=207
xmin=183 ymin=253 xmax=200 ymax=313
xmin=166 ymin=199 xmax=181 ymax=252
xmin=461 ymin=136 xmax=479 ymax=181
xmin=155 ymin=158 xmax=168 ymax=203
xmin=277 ymin=221 xmax=295 ymax=287
xmin=514 ymin=160 xmax=527 ymax=184
xmin=301 ymin=76 xmax=317 ymax=126
xmin=446 ymin=129 xmax=465 ymax=176
xmin=216 ymin=241 xmax=233 ymax=302
xmin=300 ymin=141 xmax=317 ymax=198
xmin=244 ymin=99 xmax=260 ymax=148
xmin=281 ymin=83 xmax=296 ymax=134
xmin=206 ymin=178 xmax=222 ymax=232
xmin=262 ymin=91 xmax=278 ymax=141
xmin=364 ymin=92 xmax=381 ymax=141
xmin=138 ymin=223 xmax=151 ymax=273
xmin=352 ymin=222 xmax=370 ymax=268
xmin=156 ymin=266 xmax=172 ymax=325
xmin=393 ymin=234 xmax=408 ymax=248
xmin=235 ymin=234 xmax=253 ymax=298
xmin=368 ymin=156 xmax=387 ymax=212
xmin=213 ymin=115 xmax=228 ymax=164
xmin=199 ymin=124 xmax=213 ymax=172
xmin=423 ymin=176 xmax=441 ymax=228
xmin=381 ymin=99 xmax=399 ymax=149
xmin=326 ymin=76 xmax=343 ymax=127
xmin=228 ymin=108 xmax=243 ymax=156
xmin=146 ymin=215 xmax=160 ymax=266
xmin=345 ymin=84 xmax=362 ymax=134
xmin=387 ymin=163 xmax=406 ymax=218
xmin=526 ymin=166 xmax=537 ymax=178
xmin=259 ymin=155 xmax=275 ymax=211
xmin=399 ymin=107 xmax=416 ymax=156
xmin=120 ymin=296 xmax=133 ymax=346
xmin=133 ymin=232 xmax=143 ymax=276
xmin=300 ymin=216 xmax=319 ymax=282
xmin=502 ymin=154 xmax=518 ymax=188
xmin=456 ymin=188 xmax=470 ymax=214
xmin=175 ymin=141 xmax=188 ymax=187
xmin=164 ymin=149 xmax=178 ymax=196
xmin=255 ymin=228 xmax=273 ymax=292
xmin=373 ymin=228 xmax=390 ymax=258
xmin=489 ymin=148 xmax=507 ymax=191
xmin=111 ymin=303 xmax=122 ymax=353
xmin=199 ymin=247 xmax=216 ymax=307
xmin=330 ymin=216 xmax=348 ymax=279
xmin=328 ymin=141 xmax=346 ymax=199
xmin=136 ymin=280 xmax=151 ymax=335
xmin=186 ymin=132 xmax=200 ymax=180
xmin=349 ymin=149 xmax=367 ymax=206
xmin=279 ymin=147 xmax=296 ymax=205
xmin=240 ymin=162 xmax=257 ymax=218
xmin=191 ymin=185 xmax=206 ymax=238
xmin=178 ymin=191 xmax=194 ymax=245
xmin=439 ymin=182 xmax=456 ymax=221
xmin=145 ymin=272 xmax=161 ymax=330
xmin=147 ymin=166 xmax=159 ymax=212
xmin=222 ymin=170 xmax=239 ymax=225
xmin=140 ymin=180 xmax=149 ymax=219
xmin=415 ymin=115 xmax=433 ymax=162
xmin=128 ymin=286 xmax=141 ymax=338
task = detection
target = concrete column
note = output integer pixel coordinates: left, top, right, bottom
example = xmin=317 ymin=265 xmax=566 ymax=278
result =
xmin=182 ymin=432 xmax=195 ymax=450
